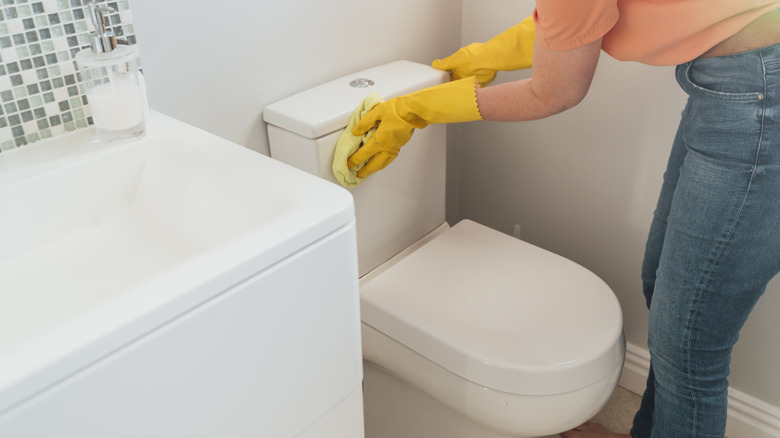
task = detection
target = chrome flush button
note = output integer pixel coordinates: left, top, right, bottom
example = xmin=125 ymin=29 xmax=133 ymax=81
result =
xmin=349 ymin=78 xmax=375 ymax=88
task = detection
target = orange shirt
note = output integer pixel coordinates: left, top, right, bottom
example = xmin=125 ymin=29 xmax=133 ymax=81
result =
xmin=533 ymin=0 xmax=780 ymax=65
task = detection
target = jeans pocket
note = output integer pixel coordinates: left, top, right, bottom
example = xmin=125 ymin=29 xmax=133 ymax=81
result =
xmin=679 ymin=61 xmax=765 ymax=165
xmin=680 ymin=60 xmax=765 ymax=102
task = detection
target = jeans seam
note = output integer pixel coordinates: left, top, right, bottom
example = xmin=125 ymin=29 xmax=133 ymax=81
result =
xmin=756 ymin=51 xmax=769 ymax=169
xmin=686 ymin=288 xmax=701 ymax=436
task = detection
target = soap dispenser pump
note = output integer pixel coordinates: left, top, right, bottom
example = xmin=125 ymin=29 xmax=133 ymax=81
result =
xmin=76 ymin=2 xmax=147 ymax=142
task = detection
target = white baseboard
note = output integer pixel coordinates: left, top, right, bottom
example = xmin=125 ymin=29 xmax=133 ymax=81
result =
xmin=618 ymin=342 xmax=780 ymax=438
xmin=618 ymin=342 xmax=651 ymax=396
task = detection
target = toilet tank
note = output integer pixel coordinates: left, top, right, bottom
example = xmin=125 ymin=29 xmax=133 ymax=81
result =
xmin=264 ymin=61 xmax=449 ymax=277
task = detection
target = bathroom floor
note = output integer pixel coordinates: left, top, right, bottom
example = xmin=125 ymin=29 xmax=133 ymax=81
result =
xmin=548 ymin=385 xmax=730 ymax=438
xmin=547 ymin=386 xmax=641 ymax=437
xmin=552 ymin=386 xmax=734 ymax=438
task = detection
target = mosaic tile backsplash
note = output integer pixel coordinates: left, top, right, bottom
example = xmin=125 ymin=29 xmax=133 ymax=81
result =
xmin=0 ymin=0 xmax=136 ymax=153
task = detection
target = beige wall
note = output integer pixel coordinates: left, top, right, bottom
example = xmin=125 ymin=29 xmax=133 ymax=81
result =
xmin=456 ymin=0 xmax=780 ymax=408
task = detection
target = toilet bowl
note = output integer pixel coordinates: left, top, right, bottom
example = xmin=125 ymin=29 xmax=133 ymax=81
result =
xmin=264 ymin=60 xmax=626 ymax=437
xmin=360 ymin=220 xmax=624 ymax=437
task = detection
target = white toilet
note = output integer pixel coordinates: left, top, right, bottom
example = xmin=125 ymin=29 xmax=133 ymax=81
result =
xmin=264 ymin=61 xmax=626 ymax=438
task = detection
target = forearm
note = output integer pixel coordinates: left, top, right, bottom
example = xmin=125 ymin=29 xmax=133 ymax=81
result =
xmin=476 ymin=78 xmax=568 ymax=121
xmin=476 ymin=37 xmax=603 ymax=121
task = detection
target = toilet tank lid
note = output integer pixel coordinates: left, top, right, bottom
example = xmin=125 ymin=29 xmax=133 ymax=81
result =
xmin=263 ymin=60 xmax=448 ymax=139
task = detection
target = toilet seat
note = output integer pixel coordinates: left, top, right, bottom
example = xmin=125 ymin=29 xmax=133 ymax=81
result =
xmin=360 ymin=219 xmax=624 ymax=396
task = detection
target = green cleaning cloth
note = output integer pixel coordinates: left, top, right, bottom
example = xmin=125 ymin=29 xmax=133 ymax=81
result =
xmin=332 ymin=93 xmax=385 ymax=188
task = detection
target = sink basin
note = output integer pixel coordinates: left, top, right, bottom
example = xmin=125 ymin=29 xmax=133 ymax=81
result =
xmin=0 ymin=113 xmax=362 ymax=437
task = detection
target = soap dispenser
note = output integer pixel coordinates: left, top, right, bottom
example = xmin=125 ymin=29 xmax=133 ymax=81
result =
xmin=76 ymin=2 xmax=147 ymax=142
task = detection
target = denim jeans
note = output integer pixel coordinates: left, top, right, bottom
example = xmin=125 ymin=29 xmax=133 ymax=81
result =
xmin=632 ymin=43 xmax=780 ymax=438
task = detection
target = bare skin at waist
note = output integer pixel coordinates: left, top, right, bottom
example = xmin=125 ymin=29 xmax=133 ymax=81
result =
xmin=701 ymin=8 xmax=780 ymax=58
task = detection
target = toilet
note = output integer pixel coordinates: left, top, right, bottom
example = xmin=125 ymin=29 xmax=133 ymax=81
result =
xmin=264 ymin=61 xmax=626 ymax=438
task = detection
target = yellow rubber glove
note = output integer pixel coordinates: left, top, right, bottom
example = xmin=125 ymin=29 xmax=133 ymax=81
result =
xmin=432 ymin=15 xmax=535 ymax=87
xmin=347 ymin=76 xmax=482 ymax=178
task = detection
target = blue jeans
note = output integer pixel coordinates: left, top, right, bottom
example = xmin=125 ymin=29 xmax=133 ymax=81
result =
xmin=631 ymin=43 xmax=780 ymax=438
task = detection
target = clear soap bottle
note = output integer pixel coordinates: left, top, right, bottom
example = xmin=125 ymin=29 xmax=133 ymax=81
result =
xmin=76 ymin=2 xmax=147 ymax=142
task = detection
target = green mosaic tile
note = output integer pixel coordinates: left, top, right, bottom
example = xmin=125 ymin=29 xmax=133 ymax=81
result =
xmin=59 ymin=11 xmax=73 ymax=23
xmin=0 ymin=140 xmax=15 ymax=152
xmin=17 ymin=5 xmax=33 ymax=18
xmin=15 ymin=45 xmax=30 ymax=58
xmin=12 ymin=86 xmax=26 ymax=99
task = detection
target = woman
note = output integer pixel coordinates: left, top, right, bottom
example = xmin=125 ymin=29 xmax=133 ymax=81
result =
xmin=347 ymin=1 xmax=780 ymax=437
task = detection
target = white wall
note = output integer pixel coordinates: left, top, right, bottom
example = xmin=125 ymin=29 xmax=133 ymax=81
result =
xmin=128 ymin=0 xmax=462 ymax=156
xmin=458 ymin=0 xmax=780 ymax=410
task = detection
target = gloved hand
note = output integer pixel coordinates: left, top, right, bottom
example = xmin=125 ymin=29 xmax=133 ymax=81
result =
xmin=347 ymin=76 xmax=482 ymax=178
xmin=432 ymin=15 xmax=535 ymax=87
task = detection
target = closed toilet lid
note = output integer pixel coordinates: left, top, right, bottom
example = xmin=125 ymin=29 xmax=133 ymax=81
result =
xmin=360 ymin=219 xmax=624 ymax=396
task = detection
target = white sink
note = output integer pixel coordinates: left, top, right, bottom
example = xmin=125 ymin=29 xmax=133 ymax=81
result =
xmin=0 ymin=113 xmax=363 ymax=437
